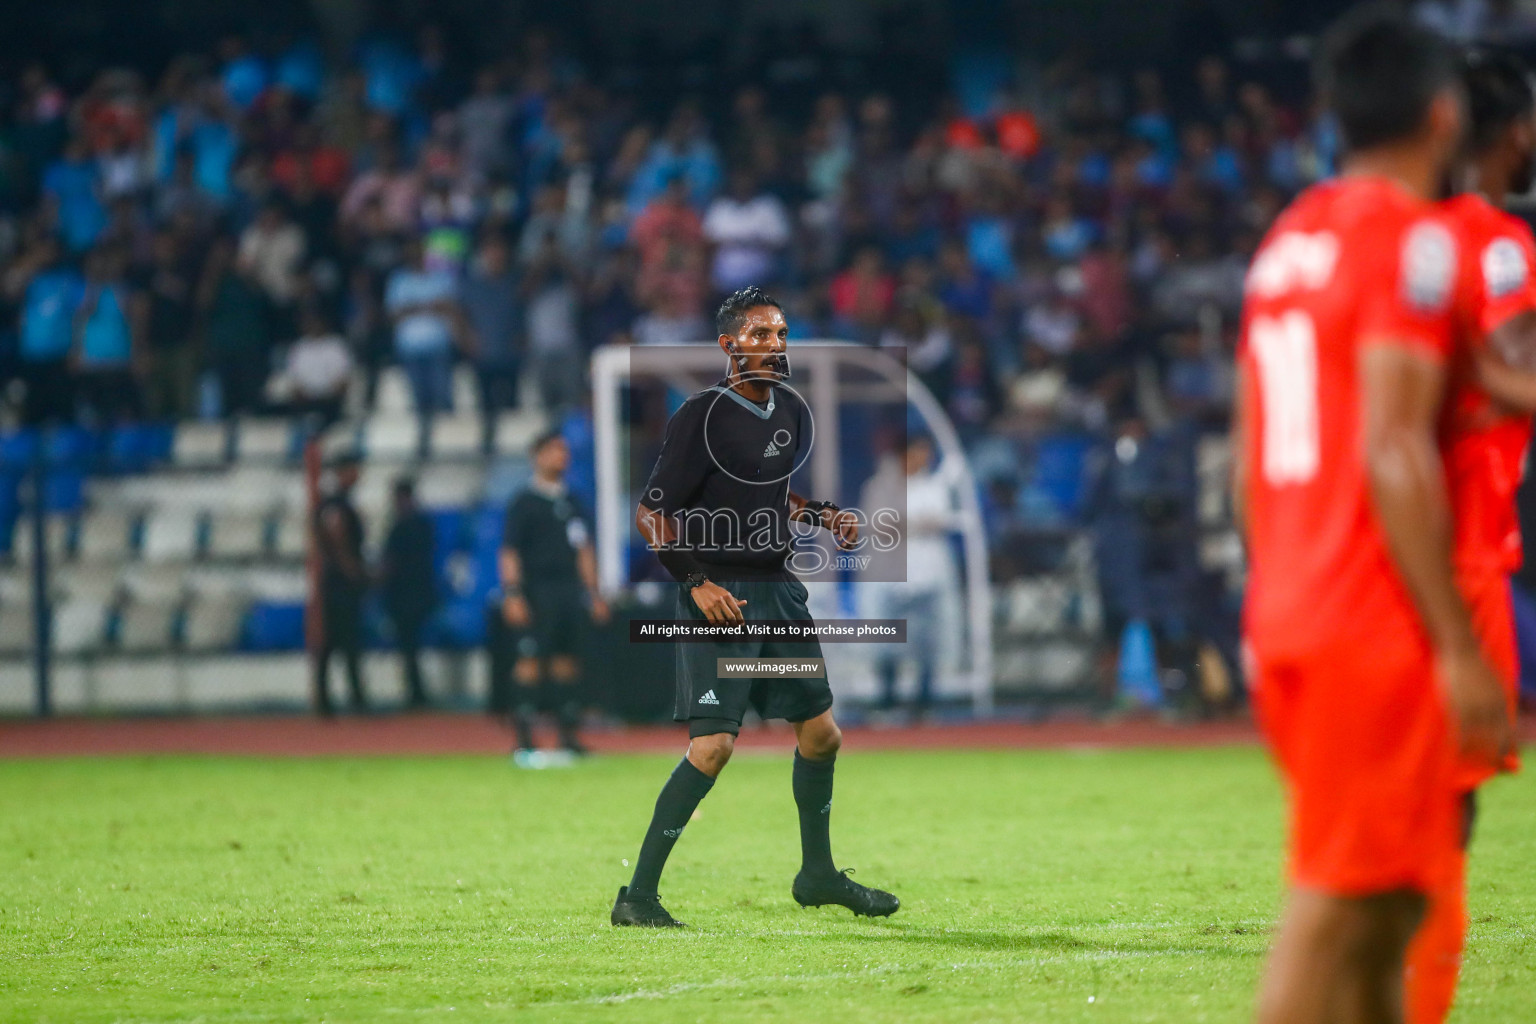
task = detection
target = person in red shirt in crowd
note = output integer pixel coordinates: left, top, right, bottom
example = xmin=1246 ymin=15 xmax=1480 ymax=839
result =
xmin=1406 ymin=50 xmax=1536 ymax=1024
xmin=829 ymin=244 xmax=896 ymax=343
xmin=1233 ymin=10 xmax=1512 ymax=1024
xmin=630 ymin=174 xmax=705 ymax=275
xmin=271 ymin=122 xmax=351 ymax=196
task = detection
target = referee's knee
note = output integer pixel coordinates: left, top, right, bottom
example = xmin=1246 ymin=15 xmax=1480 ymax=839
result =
xmin=687 ymin=733 xmax=735 ymax=777
xmin=802 ymin=721 xmax=841 ymax=760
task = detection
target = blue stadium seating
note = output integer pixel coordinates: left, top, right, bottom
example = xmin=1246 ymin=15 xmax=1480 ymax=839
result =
xmin=240 ymin=602 xmax=305 ymax=651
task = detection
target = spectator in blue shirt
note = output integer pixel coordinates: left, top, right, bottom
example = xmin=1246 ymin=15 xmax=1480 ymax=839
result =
xmin=386 ymin=238 xmax=463 ymax=457
xmin=43 ymin=138 xmax=106 ymax=253
xmin=73 ymin=246 xmax=141 ymax=424
xmin=13 ymin=237 xmax=83 ymax=424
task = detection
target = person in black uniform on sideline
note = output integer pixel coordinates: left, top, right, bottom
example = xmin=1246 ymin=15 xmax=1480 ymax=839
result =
xmin=314 ymin=451 xmax=369 ymax=715
xmin=380 ymin=477 xmax=437 ymax=708
xmin=611 ymin=286 xmax=900 ymax=927
xmin=498 ymin=431 xmax=609 ymax=756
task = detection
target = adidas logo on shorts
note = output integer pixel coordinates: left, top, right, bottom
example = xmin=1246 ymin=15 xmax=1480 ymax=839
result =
xmin=698 ymin=689 xmax=720 ymax=705
xmin=763 ymin=440 xmax=781 ymax=457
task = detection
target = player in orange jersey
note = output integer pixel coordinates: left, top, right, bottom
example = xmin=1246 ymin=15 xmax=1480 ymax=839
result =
xmin=1405 ymin=50 xmax=1535 ymax=1024
xmin=1233 ymin=9 xmax=1512 ymax=1024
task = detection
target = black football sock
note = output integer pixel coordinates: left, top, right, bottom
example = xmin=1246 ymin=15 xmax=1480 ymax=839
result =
xmin=628 ymin=758 xmax=715 ymax=899
xmin=793 ymin=750 xmax=837 ymax=877
xmin=511 ymin=693 xmax=537 ymax=750
xmin=556 ymin=692 xmax=583 ymax=748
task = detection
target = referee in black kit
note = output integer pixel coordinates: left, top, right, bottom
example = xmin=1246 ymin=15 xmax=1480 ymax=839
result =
xmin=611 ymin=286 xmax=899 ymax=927
xmin=497 ymin=431 xmax=608 ymax=760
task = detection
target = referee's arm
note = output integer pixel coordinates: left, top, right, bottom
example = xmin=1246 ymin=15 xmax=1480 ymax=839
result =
xmin=635 ymin=503 xmax=747 ymax=626
xmin=788 ymin=492 xmax=859 ymax=550
xmin=498 ymin=545 xmax=530 ymax=627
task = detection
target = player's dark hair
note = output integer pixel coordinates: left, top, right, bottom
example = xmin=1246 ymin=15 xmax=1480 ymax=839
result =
xmin=1463 ymin=50 xmax=1534 ymax=154
xmin=716 ymin=286 xmax=784 ymax=338
xmin=530 ymin=430 xmax=565 ymax=455
xmin=1316 ymin=5 xmax=1460 ymax=152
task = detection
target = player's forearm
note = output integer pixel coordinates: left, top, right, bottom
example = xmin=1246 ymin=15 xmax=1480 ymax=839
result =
xmin=498 ymin=548 xmax=523 ymax=591
xmin=1368 ymin=428 xmax=1479 ymax=654
xmin=637 ymin=503 xmax=706 ymax=581
xmin=1473 ymin=344 xmax=1536 ymax=413
xmin=577 ymin=545 xmax=600 ymax=595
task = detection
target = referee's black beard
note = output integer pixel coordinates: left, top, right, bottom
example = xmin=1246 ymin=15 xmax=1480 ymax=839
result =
xmin=733 ymin=353 xmax=790 ymax=382
xmin=760 ymin=353 xmax=791 ymax=380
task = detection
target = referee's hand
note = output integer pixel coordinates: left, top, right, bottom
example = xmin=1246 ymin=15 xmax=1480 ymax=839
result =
xmin=691 ymin=581 xmax=747 ymax=625
xmin=502 ymin=594 xmax=531 ymax=628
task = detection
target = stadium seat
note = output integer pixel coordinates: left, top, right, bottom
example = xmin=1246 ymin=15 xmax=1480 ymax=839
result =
xmin=105 ymin=424 xmax=160 ymax=474
xmin=375 ymin=367 xmax=413 ymax=414
xmin=116 ymin=599 xmax=180 ymax=653
xmin=0 ymin=603 xmax=34 ymax=656
xmin=272 ymin=510 xmax=309 ymax=560
xmin=416 ymin=465 xmax=484 ymax=508
xmin=183 ymin=593 xmax=250 ymax=652
xmin=53 ymin=596 xmax=109 ymax=654
xmin=493 ymin=411 xmax=544 ymax=457
xmin=75 ymin=509 xmax=141 ymax=563
xmin=141 ymin=509 xmax=204 ymax=563
xmin=241 ymin=601 xmax=306 ymax=651
xmin=362 ymin=416 xmax=417 ymax=462
xmin=172 ymin=422 xmax=229 ymax=468
xmin=43 ymin=470 xmax=86 ymax=514
xmin=121 ymin=564 xmax=188 ymax=602
xmin=430 ymin=415 xmax=481 ymax=459
xmin=43 ymin=426 xmax=99 ymax=467
xmin=58 ymin=563 xmax=122 ymax=603
xmin=452 ymin=364 xmax=480 ymax=413
xmin=10 ymin=515 xmax=71 ymax=565
xmin=207 ymin=510 xmax=271 ymax=561
xmin=0 ymin=429 xmax=40 ymax=472
xmin=235 ymin=418 xmax=295 ymax=464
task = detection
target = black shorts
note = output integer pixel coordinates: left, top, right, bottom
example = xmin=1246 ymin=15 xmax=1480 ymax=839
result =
xmin=510 ymin=585 xmax=590 ymax=659
xmin=673 ymin=576 xmax=833 ymax=737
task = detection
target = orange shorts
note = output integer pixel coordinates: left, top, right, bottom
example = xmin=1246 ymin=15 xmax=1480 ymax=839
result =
xmin=1454 ymin=570 xmax=1522 ymax=792
xmin=1252 ymin=638 xmax=1457 ymax=896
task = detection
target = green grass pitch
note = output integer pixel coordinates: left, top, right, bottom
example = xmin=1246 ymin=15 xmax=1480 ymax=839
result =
xmin=2 ymin=745 xmax=1532 ymax=1023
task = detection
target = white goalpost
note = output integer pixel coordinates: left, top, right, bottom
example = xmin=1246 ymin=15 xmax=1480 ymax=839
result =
xmin=590 ymin=341 xmax=995 ymax=714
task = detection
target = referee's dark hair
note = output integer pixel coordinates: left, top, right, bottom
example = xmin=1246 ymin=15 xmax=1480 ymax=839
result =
xmin=716 ymin=286 xmax=784 ymax=337
xmin=1463 ymin=50 xmax=1534 ymax=154
xmin=1316 ymin=4 xmax=1460 ymax=152
xmin=530 ymin=429 xmax=565 ymax=455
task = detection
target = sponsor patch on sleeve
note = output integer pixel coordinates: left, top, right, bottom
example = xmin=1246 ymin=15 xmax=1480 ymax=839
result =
xmin=1401 ymin=221 xmax=1456 ymax=311
xmin=1482 ymin=237 xmax=1528 ymax=298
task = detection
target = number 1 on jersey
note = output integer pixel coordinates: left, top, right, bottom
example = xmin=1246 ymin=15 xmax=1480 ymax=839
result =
xmin=1250 ymin=311 xmax=1320 ymax=485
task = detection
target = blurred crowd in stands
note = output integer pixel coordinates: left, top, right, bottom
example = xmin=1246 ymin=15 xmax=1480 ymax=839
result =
xmin=0 ymin=21 xmax=1329 ymax=444
xmin=0 ymin=8 xmax=1526 ymax=657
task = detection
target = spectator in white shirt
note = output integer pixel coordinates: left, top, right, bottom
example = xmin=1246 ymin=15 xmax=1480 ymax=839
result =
xmin=237 ymin=199 xmax=307 ymax=314
xmin=274 ymin=306 xmax=353 ymax=429
xmin=702 ymin=169 xmax=791 ymax=294
xmin=858 ymin=434 xmax=963 ymax=719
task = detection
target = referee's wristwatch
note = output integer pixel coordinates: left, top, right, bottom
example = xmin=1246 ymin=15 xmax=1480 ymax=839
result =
xmin=801 ymin=499 xmax=841 ymax=527
xmin=683 ymin=572 xmax=710 ymax=590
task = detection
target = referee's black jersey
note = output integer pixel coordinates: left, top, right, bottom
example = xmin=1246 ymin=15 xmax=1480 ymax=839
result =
xmin=642 ymin=380 xmax=812 ymax=577
xmin=503 ymin=485 xmax=590 ymax=586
